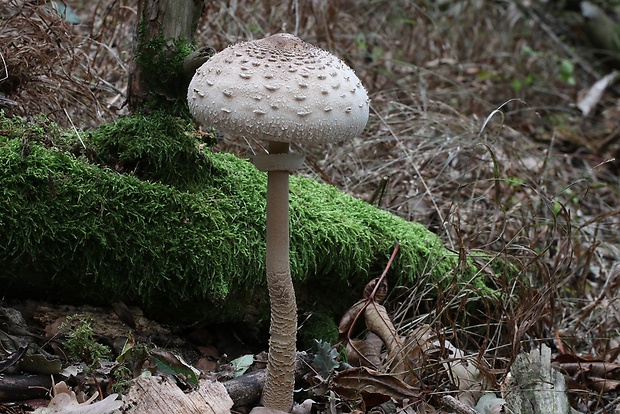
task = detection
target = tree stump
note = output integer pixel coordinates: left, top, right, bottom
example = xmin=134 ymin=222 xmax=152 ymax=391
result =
xmin=505 ymin=344 xmax=571 ymax=414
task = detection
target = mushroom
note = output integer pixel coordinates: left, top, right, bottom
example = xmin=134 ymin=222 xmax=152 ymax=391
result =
xmin=188 ymin=33 xmax=369 ymax=412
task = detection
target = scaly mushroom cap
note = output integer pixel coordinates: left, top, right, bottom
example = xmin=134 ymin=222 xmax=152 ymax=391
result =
xmin=188 ymin=33 xmax=369 ymax=143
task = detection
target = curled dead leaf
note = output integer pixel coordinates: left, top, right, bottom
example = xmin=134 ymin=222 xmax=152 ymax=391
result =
xmin=345 ymin=338 xmax=381 ymax=369
xmin=331 ymin=366 xmax=420 ymax=407
xmin=339 ymin=275 xmax=419 ymax=385
xmin=363 ymin=277 xmax=388 ymax=303
xmin=33 ymin=381 xmax=122 ymax=414
xmin=403 ymin=324 xmax=436 ymax=368
xmin=554 ymin=353 xmax=620 ymax=393
xmin=338 ymin=300 xmax=366 ymax=340
xmin=364 ymin=302 xmax=408 ymax=377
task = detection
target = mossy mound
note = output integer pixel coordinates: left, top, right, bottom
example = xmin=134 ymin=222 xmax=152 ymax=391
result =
xmin=0 ymin=111 xmax=469 ymax=327
xmin=91 ymin=113 xmax=216 ymax=189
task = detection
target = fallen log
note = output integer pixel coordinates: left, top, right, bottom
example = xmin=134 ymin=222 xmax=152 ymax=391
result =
xmin=223 ymin=369 xmax=266 ymax=408
xmin=0 ymin=374 xmax=53 ymax=401
xmin=223 ymin=353 xmax=313 ymax=408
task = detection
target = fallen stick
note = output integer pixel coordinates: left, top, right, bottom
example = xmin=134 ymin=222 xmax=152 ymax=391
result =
xmin=0 ymin=374 xmax=54 ymax=401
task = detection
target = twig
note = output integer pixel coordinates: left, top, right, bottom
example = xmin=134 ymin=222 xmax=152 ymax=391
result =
xmin=440 ymin=395 xmax=479 ymax=414
xmin=578 ymin=207 xmax=620 ymax=230
xmin=0 ymin=96 xmax=18 ymax=108
xmin=63 ymin=108 xmax=86 ymax=149
xmin=0 ymin=50 xmax=8 ymax=82
xmin=369 ymin=241 xmax=400 ymax=300
xmin=346 ymin=242 xmax=400 ymax=340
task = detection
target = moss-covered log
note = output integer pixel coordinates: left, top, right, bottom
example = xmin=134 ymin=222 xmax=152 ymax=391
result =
xmin=0 ymin=112 xmax=465 ymax=328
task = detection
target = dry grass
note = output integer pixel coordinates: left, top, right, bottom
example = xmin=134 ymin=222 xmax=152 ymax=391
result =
xmin=0 ymin=0 xmax=134 ymax=126
xmin=1 ymin=0 xmax=619 ymax=411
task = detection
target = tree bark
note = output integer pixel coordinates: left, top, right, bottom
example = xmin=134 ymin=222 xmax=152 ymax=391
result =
xmin=128 ymin=0 xmax=204 ymax=111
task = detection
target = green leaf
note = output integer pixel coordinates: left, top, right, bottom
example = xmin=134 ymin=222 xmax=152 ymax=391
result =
xmin=116 ymin=333 xmax=135 ymax=363
xmin=230 ymin=354 xmax=254 ymax=377
xmin=312 ymin=340 xmax=339 ymax=377
xmin=153 ymin=356 xmax=199 ymax=386
xmin=560 ymin=59 xmax=576 ymax=85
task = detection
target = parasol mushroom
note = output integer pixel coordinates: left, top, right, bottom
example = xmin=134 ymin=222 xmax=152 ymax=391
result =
xmin=187 ymin=33 xmax=369 ymax=412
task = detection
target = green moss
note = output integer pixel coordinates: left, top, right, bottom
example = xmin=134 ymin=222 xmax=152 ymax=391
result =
xmin=299 ymin=313 xmax=339 ymax=350
xmin=0 ymin=111 xmax=479 ymax=326
xmin=0 ymin=112 xmax=75 ymax=148
xmin=91 ymin=110 xmax=216 ymax=189
xmin=134 ymin=22 xmax=195 ymax=111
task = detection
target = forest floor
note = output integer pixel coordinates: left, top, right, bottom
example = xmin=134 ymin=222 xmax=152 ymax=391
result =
xmin=1 ymin=0 xmax=619 ymax=413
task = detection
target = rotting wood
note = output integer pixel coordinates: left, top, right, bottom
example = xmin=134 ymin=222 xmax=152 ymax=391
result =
xmin=123 ymin=375 xmax=233 ymax=414
xmin=223 ymin=369 xmax=266 ymax=408
xmin=0 ymin=374 xmax=54 ymax=401
xmin=440 ymin=395 xmax=479 ymax=414
xmin=505 ymin=344 xmax=571 ymax=414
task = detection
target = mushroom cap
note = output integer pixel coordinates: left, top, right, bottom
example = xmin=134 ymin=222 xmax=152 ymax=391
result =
xmin=187 ymin=33 xmax=369 ymax=143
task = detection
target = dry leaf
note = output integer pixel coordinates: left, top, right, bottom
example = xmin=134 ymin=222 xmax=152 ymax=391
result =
xmin=345 ymin=338 xmax=381 ymax=369
xmin=577 ymin=71 xmax=618 ymax=116
xmin=338 ymin=278 xmax=390 ymax=340
xmin=331 ymin=366 xmax=420 ymax=407
xmin=339 ymin=279 xmax=421 ymax=386
xmin=589 ymin=377 xmax=620 ymax=393
xmin=434 ymin=340 xmax=492 ymax=406
xmin=364 ymin=302 xmax=411 ymax=379
xmin=362 ymin=278 xmax=388 ymax=303
xmin=555 ymin=355 xmax=620 ymax=379
xmin=338 ymin=300 xmax=367 ymax=339
xmin=555 ymin=353 xmax=620 ymax=393
xmin=33 ymin=381 xmax=122 ymax=414
xmin=364 ymin=305 xmax=400 ymax=361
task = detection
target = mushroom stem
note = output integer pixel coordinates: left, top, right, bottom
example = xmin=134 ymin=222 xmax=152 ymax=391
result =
xmin=262 ymin=140 xmax=297 ymax=412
